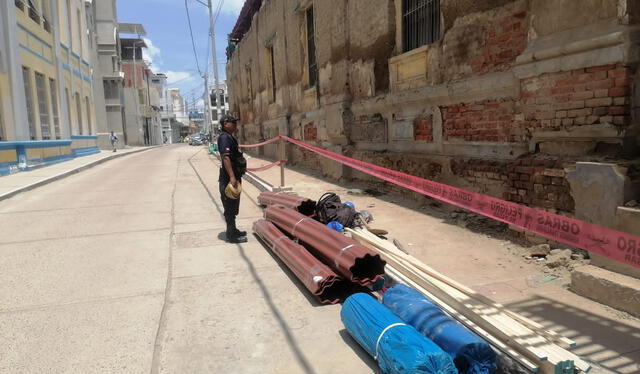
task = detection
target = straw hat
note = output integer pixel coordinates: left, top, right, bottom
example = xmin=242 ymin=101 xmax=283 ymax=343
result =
xmin=225 ymin=182 xmax=242 ymax=199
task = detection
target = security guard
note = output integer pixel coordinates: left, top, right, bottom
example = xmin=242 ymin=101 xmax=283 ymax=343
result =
xmin=218 ymin=115 xmax=247 ymax=243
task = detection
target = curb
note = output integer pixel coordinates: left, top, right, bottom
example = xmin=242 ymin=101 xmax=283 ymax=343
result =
xmin=0 ymin=146 xmax=159 ymax=202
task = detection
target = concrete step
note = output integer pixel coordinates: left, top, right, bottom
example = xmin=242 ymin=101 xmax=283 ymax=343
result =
xmin=571 ymin=265 xmax=640 ymax=318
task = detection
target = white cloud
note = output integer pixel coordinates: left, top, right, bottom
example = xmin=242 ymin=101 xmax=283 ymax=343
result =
xmin=142 ymin=38 xmax=162 ymax=67
xmin=166 ymin=71 xmax=197 ymax=85
xmin=220 ymin=0 xmax=245 ymax=15
xmin=196 ymin=99 xmax=205 ymax=108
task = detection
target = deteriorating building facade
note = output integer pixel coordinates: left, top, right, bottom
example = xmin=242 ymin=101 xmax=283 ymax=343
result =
xmin=227 ymin=0 xmax=640 ymax=223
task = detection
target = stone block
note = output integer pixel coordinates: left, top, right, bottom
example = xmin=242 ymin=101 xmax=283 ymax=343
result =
xmin=566 ymin=162 xmax=630 ymax=228
xmin=571 ymin=265 xmax=640 ymax=318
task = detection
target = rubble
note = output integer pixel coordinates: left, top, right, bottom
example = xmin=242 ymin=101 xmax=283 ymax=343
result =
xmin=528 ymin=244 xmax=550 ymax=257
xmin=546 ymin=249 xmax=573 ymax=269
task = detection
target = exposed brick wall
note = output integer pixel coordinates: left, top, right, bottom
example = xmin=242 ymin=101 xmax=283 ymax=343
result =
xmin=521 ymin=63 xmax=634 ymax=129
xmin=469 ymin=10 xmax=528 ymax=74
xmin=303 ymin=122 xmax=318 ymax=141
xmin=451 ymin=158 xmax=574 ymax=212
xmin=414 ymin=116 xmax=433 ymax=141
xmin=442 ymin=98 xmax=523 ymax=142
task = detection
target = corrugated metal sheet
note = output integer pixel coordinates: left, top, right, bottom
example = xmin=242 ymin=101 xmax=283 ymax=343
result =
xmin=264 ymin=205 xmax=386 ymax=286
xmin=258 ymin=192 xmax=316 ymax=216
xmin=253 ymin=219 xmax=351 ymax=304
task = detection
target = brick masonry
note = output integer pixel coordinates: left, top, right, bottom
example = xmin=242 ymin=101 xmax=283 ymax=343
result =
xmin=451 ymin=157 xmax=574 ymax=212
xmin=469 ymin=10 xmax=528 ymax=74
xmin=303 ymin=122 xmax=318 ymax=141
xmin=442 ymin=98 xmax=521 ymax=142
xmin=413 ymin=116 xmax=433 ymax=142
xmin=521 ymin=63 xmax=634 ymax=129
xmin=441 ymin=63 xmax=635 ymax=143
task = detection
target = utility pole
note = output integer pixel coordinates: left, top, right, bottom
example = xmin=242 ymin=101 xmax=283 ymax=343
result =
xmin=203 ymin=74 xmax=211 ymax=135
xmin=208 ymin=0 xmax=221 ymax=132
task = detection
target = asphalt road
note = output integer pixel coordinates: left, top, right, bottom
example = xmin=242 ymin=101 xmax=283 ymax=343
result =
xmin=0 ymin=145 xmax=376 ymax=374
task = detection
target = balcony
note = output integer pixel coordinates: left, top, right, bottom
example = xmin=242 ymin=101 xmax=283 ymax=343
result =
xmin=15 ymin=0 xmax=52 ymax=34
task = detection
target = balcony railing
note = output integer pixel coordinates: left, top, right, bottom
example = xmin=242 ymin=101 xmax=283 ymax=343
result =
xmin=15 ymin=0 xmax=52 ymax=34
xmin=28 ymin=5 xmax=39 ymax=23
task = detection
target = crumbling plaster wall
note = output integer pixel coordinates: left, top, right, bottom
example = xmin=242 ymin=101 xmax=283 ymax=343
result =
xmin=228 ymin=0 xmax=639 ymax=215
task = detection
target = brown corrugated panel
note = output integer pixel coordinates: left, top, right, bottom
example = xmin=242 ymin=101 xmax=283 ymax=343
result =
xmin=257 ymin=192 xmax=316 ymax=216
xmin=264 ymin=205 xmax=386 ymax=286
xmin=253 ymin=219 xmax=352 ymax=304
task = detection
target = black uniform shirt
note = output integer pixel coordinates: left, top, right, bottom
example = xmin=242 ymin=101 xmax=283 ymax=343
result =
xmin=218 ymin=130 xmax=245 ymax=183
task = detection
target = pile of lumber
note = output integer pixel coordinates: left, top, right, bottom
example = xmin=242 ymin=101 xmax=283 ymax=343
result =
xmin=347 ymin=227 xmax=591 ymax=374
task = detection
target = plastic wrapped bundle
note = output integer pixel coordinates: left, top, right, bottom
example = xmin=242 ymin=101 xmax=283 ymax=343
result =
xmin=383 ymin=284 xmax=497 ymax=374
xmin=341 ymin=293 xmax=457 ymax=374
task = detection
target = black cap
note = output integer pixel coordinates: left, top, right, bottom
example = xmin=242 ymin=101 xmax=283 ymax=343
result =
xmin=220 ymin=115 xmax=238 ymax=125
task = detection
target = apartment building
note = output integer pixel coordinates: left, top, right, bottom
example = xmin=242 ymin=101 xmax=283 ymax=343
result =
xmin=0 ymin=0 xmax=99 ymax=175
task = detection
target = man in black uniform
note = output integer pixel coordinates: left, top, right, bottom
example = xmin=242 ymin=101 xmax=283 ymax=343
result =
xmin=218 ymin=115 xmax=247 ymax=243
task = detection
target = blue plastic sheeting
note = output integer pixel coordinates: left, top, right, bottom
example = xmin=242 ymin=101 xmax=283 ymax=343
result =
xmin=383 ymin=284 xmax=497 ymax=374
xmin=341 ymin=293 xmax=457 ymax=374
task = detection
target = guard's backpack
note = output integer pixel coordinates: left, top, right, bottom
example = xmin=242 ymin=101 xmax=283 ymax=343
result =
xmin=315 ymin=193 xmax=358 ymax=228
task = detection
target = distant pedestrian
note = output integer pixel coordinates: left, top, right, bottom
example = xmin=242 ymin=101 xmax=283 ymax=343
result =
xmin=110 ymin=131 xmax=118 ymax=152
xmin=218 ymin=115 xmax=247 ymax=243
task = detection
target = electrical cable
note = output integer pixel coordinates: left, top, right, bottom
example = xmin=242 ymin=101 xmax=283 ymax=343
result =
xmin=185 ymin=0 xmax=202 ymax=75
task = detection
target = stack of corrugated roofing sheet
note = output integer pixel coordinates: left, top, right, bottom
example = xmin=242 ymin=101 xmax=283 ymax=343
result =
xmin=253 ymin=219 xmax=351 ymax=304
xmin=264 ymin=204 xmax=385 ymax=286
xmin=257 ymin=192 xmax=316 ymax=216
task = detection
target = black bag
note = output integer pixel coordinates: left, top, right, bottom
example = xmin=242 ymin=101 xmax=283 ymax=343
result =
xmin=315 ymin=193 xmax=358 ymax=228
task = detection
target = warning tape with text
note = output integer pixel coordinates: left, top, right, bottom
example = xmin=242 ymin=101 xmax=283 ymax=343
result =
xmin=241 ymin=135 xmax=640 ymax=268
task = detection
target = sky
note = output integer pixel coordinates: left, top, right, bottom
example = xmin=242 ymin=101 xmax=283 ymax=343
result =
xmin=116 ymin=0 xmax=244 ymax=110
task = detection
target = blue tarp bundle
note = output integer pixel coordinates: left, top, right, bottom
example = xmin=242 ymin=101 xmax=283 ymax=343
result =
xmin=341 ymin=293 xmax=457 ymax=374
xmin=383 ymin=284 xmax=497 ymax=374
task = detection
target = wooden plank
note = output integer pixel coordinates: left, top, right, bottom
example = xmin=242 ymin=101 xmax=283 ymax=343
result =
xmin=349 ymin=228 xmax=589 ymax=374
xmin=352 ymin=227 xmax=576 ymax=349
xmin=384 ymin=266 xmax=540 ymax=373
xmin=354 ymin=229 xmax=591 ymax=372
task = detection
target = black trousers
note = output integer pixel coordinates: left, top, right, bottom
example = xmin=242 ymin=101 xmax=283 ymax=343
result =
xmin=219 ymin=181 xmax=241 ymax=228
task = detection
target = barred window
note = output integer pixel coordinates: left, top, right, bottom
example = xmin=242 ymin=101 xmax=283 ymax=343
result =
xmin=306 ymin=6 xmax=318 ymax=87
xmin=22 ymin=67 xmax=36 ymax=140
xmin=49 ymin=79 xmax=60 ymax=139
xmin=35 ymin=72 xmax=51 ymax=140
xmin=402 ymin=0 xmax=440 ymax=53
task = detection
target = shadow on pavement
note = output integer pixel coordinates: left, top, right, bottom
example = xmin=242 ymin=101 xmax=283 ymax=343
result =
xmin=338 ymin=329 xmax=384 ymax=374
xmin=507 ymin=295 xmax=640 ymax=373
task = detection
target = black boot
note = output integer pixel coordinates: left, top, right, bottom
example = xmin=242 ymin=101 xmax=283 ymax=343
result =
xmin=226 ymin=217 xmax=247 ymax=243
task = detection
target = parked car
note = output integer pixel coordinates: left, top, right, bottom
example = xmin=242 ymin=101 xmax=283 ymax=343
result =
xmin=189 ymin=134 xmax=204 ymax=146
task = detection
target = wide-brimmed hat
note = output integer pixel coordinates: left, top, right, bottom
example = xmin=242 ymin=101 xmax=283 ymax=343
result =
xmin=224 ymin=182 xmax=242 ymax=199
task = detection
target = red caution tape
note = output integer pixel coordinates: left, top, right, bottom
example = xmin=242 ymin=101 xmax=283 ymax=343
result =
xmin=247 ymin=159 xmax=287 ymax=173
xmin=238 ymin=137 xmax=281 ymax=148
xmin=240 ymin=136 xmax=640 ymax=268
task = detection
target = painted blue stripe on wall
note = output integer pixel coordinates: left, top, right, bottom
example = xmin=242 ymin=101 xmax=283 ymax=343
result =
xmin=71 ymin=135 xmax=98 ymax=140
xmin=17 ymin=24 xmax=53 ymax=49
xmin=19 ymin=45 xmax=53 ymax=65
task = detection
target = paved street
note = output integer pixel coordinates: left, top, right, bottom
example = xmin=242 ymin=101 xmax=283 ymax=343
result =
xmin=0 ymin=145 xmax=376 ymax=374
xmin=1 ymin=145 xmax=639 ymax=374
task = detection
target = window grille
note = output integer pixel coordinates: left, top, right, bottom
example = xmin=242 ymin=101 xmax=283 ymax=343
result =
xmin=306 ymin=7 xmax=318 ymax=87
xmin=269 ymin=45 xmax=276 ymax=102
xmin=402 ymin=0 xmax=440 ymax=53
xmin=49 ymin=79 xmax=60 ymax=139
xmin=22 ymin=67 xmax=36 ymax=140
xmin=75 ymin=92 xmax=83 ymax=135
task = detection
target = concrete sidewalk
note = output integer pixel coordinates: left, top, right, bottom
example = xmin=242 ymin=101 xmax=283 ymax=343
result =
xmin=0 ymin=146 xmax=156 ymax=201
xmin=239 ymin=153 xmax=640 ymax=374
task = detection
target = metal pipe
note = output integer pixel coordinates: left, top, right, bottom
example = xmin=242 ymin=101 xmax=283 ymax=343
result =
xmin=258 ymin=191 xmax=316 ymax=216
xmin=264 ymin=205 xmax=385 ymax=286
xmin=253 ymin=219 xmax=352 ymax=304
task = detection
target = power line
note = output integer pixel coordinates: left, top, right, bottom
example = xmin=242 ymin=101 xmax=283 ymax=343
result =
xmin=184 ymin=0 xmax=202 ymax=75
